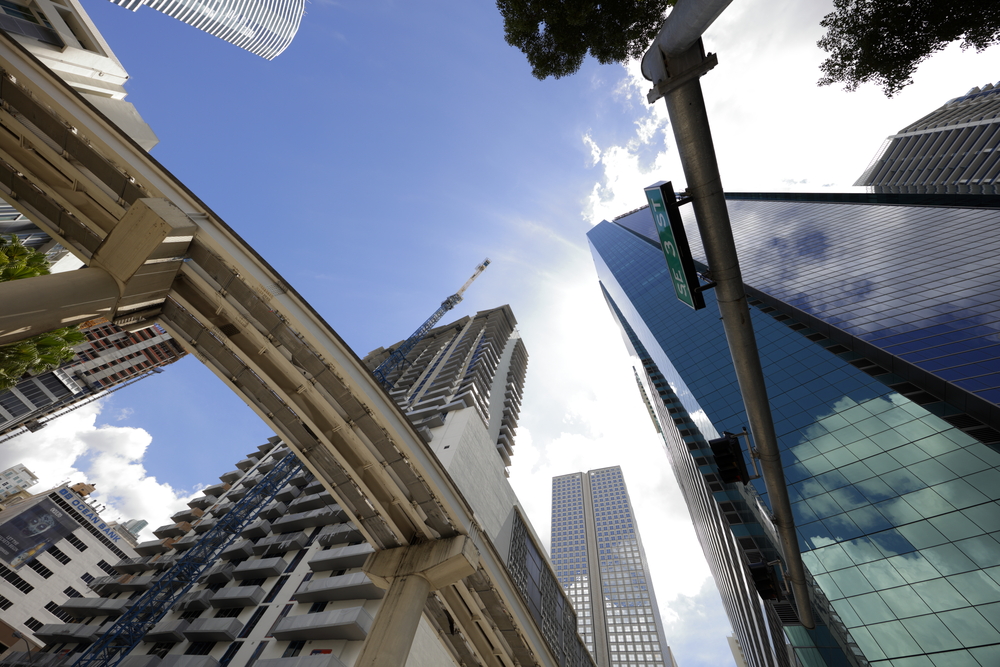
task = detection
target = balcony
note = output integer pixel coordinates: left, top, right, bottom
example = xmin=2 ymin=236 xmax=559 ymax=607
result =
xmin=183 ymin=617 xmax=244 ymax=642
xmin=317 ymin=523 xmax=363 ymax=548
xmin=256 ymin=657 xmax=346 ymax=667
xmin=171 ymin=507 xmax=204 ymax=523
xmin=253 ymin=531 xmax=308 ymax=556
xmin=257 ymin=459 xmax=277 ymax=474
xmin=270 ymin=606 xmax=372 ymax=641
xmin=292 ymin=572 xmax=383 ymax=603
xmin=34 ymin=623 xmax=100 ymax=644
xmin=308 ymin=543 xmax=373 ymax=572
xmin=210 ymin=502 xmax=234 ymax=517
xmin=175 ymin=588 xmax=214 ymax=612
xmin=153 ymin=522 xmax=191 ymax=539
xmin=202 ymin=482 xmax=229 ymax=497
xmin=288 ymin=492 xmax=335 ymax=513
xmin=115 ymin=556 xmax=154 ymax=574
xmin=240 ymin=474 xmax=261 ymax=488
xmin=173 ymin=534 xmax=200 ymax=552
xmin=60 ymin=596 xmax=133 ymax=618
xmin=188 ymin=495 xmax=215 ymax=510
xmin=88 ymin=575 xmax=127 ymax=595
xmin=235 ymin=457 xmax=256 ymax=472
xmin=219 ymin=469 xmax=243 ymax=484
xmin=275 ymin=484 xmax=300 ymax=504
xmin=135 ymin=539 xmax=172 ymax=556
xmin=301 ymin=480 xmax=325 ymax=496
xmin=199 ymin=562 xmax=236 ymax=585
xmin=260 ymin=501 xmax=287 ymax=520
xmin=120 ymin=574 xmax=157 ymax=591
xmin=289 ymin=470 xmax=310 ymax=487
xmin=194 ymin=517 xmax=218 ymax=534
xmin=227 ymin=487 xmax=248 ymax=502
xmin=210 ymin=585 xmax=265 ymax=608
xmin=220 ymin=539 xmax=254 ymax=561
xmin=152 ymin=554 xmax=179 ymax=571
xmin=233 ymin=556 xmax=287 ymax=580
xmin=241 ymin=518 xmax=271 ymax=539
xmin=270 ymin=506 xmax=345 ymax=533
xmin=159 ymin=658 xmax=220 ymax=667
xmin=143 ymin=619 xmax=189 ymax=643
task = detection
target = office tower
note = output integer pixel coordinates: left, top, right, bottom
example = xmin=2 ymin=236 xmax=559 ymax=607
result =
xmin=856 ymin=82 xmax=1000 ymax=195
xmin=106 ymin=0 xmax=304 ymax=60
xmin=550 ymin=467 xmax=674 ymax=667
xmin=0 ymin=0 xmax=157 ymax=149
xmin=0 ymin=320 xmax=186 ymax=439
xmin=588 ymin=193 xmax=1000 ymax=666
xmin=0 ymin=465 xmax=38 ymax=500
xmin=0 ymin=482 xmax=141 ymax=653
xmin=0 ymin=206 xmax=77 ymax=273
xmin=0 ymin=310 xmax=592 ymax=667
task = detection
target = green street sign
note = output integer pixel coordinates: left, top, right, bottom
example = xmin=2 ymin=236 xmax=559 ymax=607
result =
xmin=643 ymin=181 xmax=705 ymax=310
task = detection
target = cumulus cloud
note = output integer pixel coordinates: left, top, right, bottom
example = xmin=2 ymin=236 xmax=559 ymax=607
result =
xmin=0 ymin=402 xmax=203 ymax=541
xmin=661 ymin=577 xmax=737 ymax=667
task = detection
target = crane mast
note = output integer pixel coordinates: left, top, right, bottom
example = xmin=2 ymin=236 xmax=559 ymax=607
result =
xmin=373 ymin=259 xmax=490 ymax=389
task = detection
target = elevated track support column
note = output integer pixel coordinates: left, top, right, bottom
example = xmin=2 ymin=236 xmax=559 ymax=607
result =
xmin=357 ymin=535 xmax=479 ymax=667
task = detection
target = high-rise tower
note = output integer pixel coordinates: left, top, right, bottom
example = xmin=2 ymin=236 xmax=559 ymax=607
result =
xmin=856 ymin=82 xmax=1000 ymax=195
xmin=106 ymin=0 xmax=304 ymax=60
xmin=588 ymin=193 xmax=1000 ymax=667
xmin=550 ymin=467 xmax=674 ymax=667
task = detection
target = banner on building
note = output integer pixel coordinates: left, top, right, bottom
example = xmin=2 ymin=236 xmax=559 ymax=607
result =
xmin=0 ymin=498 xmax=79 ymax=569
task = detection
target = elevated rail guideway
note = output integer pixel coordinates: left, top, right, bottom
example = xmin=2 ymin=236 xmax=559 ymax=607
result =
xmin=0 ymin=33 xmax=586 ymax=667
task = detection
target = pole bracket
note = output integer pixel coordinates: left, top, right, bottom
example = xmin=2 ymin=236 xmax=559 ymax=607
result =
xmin=647 ymin=39 xmax=719 ymax=104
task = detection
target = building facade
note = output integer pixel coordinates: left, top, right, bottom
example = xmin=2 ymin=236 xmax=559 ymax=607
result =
xmin=588 ymin=193 xmax=1000 ymax=667
xmin=106 ymin=0 xmax=304 ymax=60
xmin=0 ymin=465 xmax=38 ymax=500
xmin=0 ymin=320 xmax=187 ymax=439
xmin=0 ymin=483 xmax=140 ymax=653
xmin=856 ymin=82 xmax=1000 ymax=195
xmin=550 ymin=467 xmax=674 ymax=667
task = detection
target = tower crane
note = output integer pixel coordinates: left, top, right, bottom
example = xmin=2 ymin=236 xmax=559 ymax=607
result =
xmin=373 ymin=258 xmax=490 ymax=389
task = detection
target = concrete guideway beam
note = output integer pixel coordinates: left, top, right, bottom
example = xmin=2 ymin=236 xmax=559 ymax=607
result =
xmin=0 ymin=266 xmax=117 ymax=342
xmin=356 ymin=536 xmax=479 ymax=667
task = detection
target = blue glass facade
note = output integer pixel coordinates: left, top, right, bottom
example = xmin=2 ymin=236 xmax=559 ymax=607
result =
xmin=588 ymin=197 xmax=1000 ymax=667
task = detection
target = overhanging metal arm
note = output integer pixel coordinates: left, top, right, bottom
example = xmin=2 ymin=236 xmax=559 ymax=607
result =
xmin=650 ymin=39 xmax=816 ymax=629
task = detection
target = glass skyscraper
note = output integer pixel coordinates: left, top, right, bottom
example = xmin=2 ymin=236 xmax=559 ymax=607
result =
xmin=551 ymin=466 xmax=675 ymax=667
xmin=588 ymin=193 xmax=1000 ymax=667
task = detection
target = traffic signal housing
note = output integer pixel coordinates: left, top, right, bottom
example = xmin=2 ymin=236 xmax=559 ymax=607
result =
xmin=709 ymin=432 xmax=751 ymax=485
xmin=748 ymin=562 xmax=782 ymax=600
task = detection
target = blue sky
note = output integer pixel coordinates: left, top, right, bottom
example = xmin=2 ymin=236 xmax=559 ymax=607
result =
xmin=2 ymin=0 xmax=998 ymax=665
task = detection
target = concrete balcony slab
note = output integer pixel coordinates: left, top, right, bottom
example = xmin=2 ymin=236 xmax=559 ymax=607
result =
xmin=34 ymin=623 xmax=99 ymax=644
xmin=143 ymin=619 xmax=190 ymax=643
xmin=317 ymin=524 xmax=364 ymax=548
xmin=210 ymin=585 xmax=265 ymax=608
xmin=255 ymin=656 xmax=346 ymax=667
xmin=219 ymin=469 xmax=243 ymax=484
xmin=307 ymin=543 xmax=374 ymax=572
xmin=270 ymin=506 xmax=345 ymax=534
xmin=220 ymin=539 xmax=254 ymax=561
xmin=183 ymin=617 xmax=243 ymax=642
xmin=135 ymin=539 xmax=172 ymax=556
xmin=241 ymin=518 xmax=271 ymax=539
xmin=60 ymin=596 xmax=132 ymax=618
xmin=253 ymin=531 xmax=308 ymax=556
xmin=199 ymin=562 xmax=236 ymax=584
xmin=233 ymin=556 xmax=287 ymax=580
xmin=292 ymin=572 xmax=383 ymax=603
xmin=115 ymin=556 xmax=154 ymax=574
xmin=271 ymin=606 xmax=372 ymax=642
xmin=175 ymin=588 xmax=215 ymax=611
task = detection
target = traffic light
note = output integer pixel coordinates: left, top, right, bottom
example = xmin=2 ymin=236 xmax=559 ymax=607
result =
xmin=709 ymin=432 xmax=750 ymax=484
xmin=748 ymin=562 xmax=781 ymax=600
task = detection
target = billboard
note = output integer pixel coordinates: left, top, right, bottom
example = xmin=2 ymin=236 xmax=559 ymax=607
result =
xmin=0 ymin=498 xmax=79 ymax=569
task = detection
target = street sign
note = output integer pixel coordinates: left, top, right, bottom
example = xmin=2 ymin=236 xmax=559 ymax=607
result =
xmin=643 ymin=181 xmax=706 ymax=310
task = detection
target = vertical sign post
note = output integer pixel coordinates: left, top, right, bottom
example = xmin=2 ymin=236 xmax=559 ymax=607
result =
xmin=643 ymin=181 xmax=705 ymax=310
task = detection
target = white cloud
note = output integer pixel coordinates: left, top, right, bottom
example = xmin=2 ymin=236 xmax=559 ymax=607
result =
xmin=661 ymin=577 xmax=738 ymax=667
xmin=0 ymin=402 xmax=203 ymax=541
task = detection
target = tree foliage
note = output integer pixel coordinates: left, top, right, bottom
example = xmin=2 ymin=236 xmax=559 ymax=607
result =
xmin=497 ymin=0 xmax=674 ymax=80
xmin=0 ymin=235 xmax=86 ymax=390
xmin=817 ymin=0 xmax=1000 ymax=97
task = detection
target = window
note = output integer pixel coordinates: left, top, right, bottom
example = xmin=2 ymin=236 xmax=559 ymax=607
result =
xmin=219 ymin=642 xmax=243 ymax=667
xmin=281 ymin=641 xmax=305 ymax=658
xmin=96 ymin=560 xmax=117 ymax=576
xmin=308 ymin=601 xmax=327 ymax=614
xmin=24 ymin=617 xmax=44 ymax=632
xmin=46 ymin=545 xmax=72 ymax=565
xmin=215 ymin=607 xmax=242 ymax=619
xmin=63 ymin=586 xmax=83 ymax=598
xmin=185 ymin=642 xmax=216 ymax=656
xmin=26 ymin=559 xmax=53 ymax=579
xmin=0 ymin=593 xmax=12 ymax=611
xmin=1 ymin=564 xmax=33 ymax=593
xmin=179 ymin=609 xmax=204 ymax=620
xmin=45 ymin=601 xmax=73 ymax=622
xmin=263 ymin=575 xmax=289 ymax=603
xmin=238 ymin=608 xmax=268 ymax=638
xmin=148 ymin=643 xmax=175 ymax=658
xmin=80 ymin=573 xmax=95 ymax=584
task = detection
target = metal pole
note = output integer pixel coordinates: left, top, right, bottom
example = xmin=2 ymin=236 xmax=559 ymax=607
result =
xmin=657 ymin=42 xmax=815 ymax=629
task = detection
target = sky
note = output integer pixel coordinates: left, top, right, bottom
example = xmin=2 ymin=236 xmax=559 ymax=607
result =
xmin=0 ymin=0 xmax=997 ymax=665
